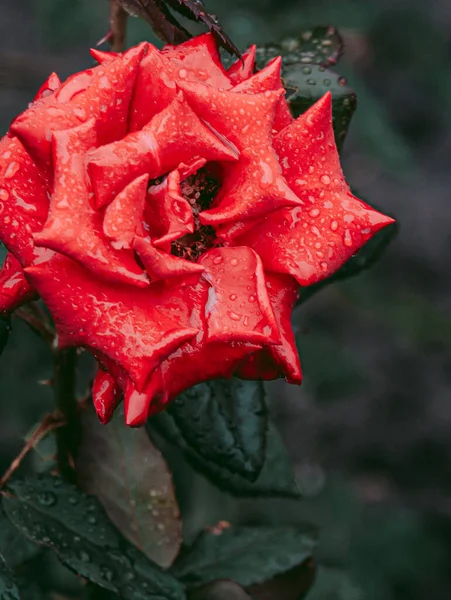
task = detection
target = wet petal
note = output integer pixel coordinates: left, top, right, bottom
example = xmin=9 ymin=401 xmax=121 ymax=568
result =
xmin=88 ymin=94 xmax=238 ymax=208
xmin=103 ymin=174 xmax=148 ymax=250
xmin=240 ymin=93 xmax=394 ymax=285
xmin=33 ymin=120 xmax=148 ymax=287
xmin=0 ymin=136 xmax=49 ymax=264
xmin=227 ymin=45 xmax=257 ymax=84
xmin=145 ymin=168 xmax=195 ymax=250
xmin=0 ymin=253 xmax=37 ymax=314
xmin=25 ymin=253 xmax=199 ymax=392
xmin=133 ymin=236 xmax=204 ymax=283
xmin=199 ymin=246 xmax=281 ymax=345
xmin=179 ymin=82 xmax=302 ymax=227
xmin=92 ymin=369 xmax=122 ymax=425
xmin=11 ymin=44 xmax=145 ymax=166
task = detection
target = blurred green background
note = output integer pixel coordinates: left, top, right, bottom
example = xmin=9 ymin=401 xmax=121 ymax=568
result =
xmin=1 ymin=0 xmax=451 ymax=598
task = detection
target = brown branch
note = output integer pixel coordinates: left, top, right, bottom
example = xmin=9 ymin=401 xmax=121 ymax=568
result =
xmin=0 ymin=413 xmax=66 ymax=489
xmin=109 ymin=0 xmax=128 ymax=52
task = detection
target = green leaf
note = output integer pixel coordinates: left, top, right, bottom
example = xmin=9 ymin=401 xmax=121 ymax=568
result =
xmin=256 ymin=29 xmax=354 ymax=150
xmin=0 ymin=317 xmax=10 ymax=356
xmin=298 ymin=200 xmax=397 ymax=305
xmin=2 ymin=475 xmax=186 ymax=600
xmin=171 ymin=524 xmax=317 ymax=589
xmin=256 ymin=26 xmax=344 ymax=69
xmin=282 ymin=64 xmax=356 ymax=152
xmin=305 ymin=567 xmax=364 ymax=600
xmin=153 ymin=380 xmax=268 ymax=482
xmin=148 ymin=414 xmax=299 ymax=498
xmin=0 ymin=508 xmax=40 ymax=568
xmin=188 ymin=581 xmax=251 ymax=600
xmin=76 ymin=406 xmax=182 ymax=568
xmin=0 ymin=556 xmax=21 ymax=600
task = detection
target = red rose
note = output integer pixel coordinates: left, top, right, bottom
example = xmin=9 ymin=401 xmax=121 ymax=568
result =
xmin=0 ymin=34 xmax=393 ymax=426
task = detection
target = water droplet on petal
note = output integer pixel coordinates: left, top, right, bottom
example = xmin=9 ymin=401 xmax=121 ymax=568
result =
xmin=343 ymin=229 xmax=353 ymax=246
xmin=0 ymin=189 xmax=9 ymax=201
xmin=230 ymin=258 xmax=238 ymax=266
xmin=320 ymin=175 xmax=331 ymax=185
xmin=227 ymin=311 xmax=242 ymax=321
xmin=213 ymin=256 xmax=223 ymax=265
xmin=309 ymin=208 xmax=320 ymax=218
xmin=4 ymin=162 xmax=20 ymax=179
xmin=330 ymin=220 xmax=338 ymax=231
xmin=229 ymin=294 xmax=237 ymax=301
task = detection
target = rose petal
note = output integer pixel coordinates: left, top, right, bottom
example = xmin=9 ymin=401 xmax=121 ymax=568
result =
xmin=0 ymin=253 xmax=37 ymax=314
xmin=146 ymin=169 xmax=195 ymax=250
xmin=25 ymin=253 xmax=199 ymax=391
xmin=240 ymin=92 xmax=395 ymax=285
xmin=103 ymin=174 xmax=148 ymax=250
xmin=227 ymin=45 xmax=257 ymax=84
xmin=92 ymin=369 xmax=122 ymax=424
xmin=179 ymin=82 xmax=302 ymax=227
xmin=199 ymin=246 xmax=281 ymax=345
xmin=88 ymin=94 xmax=238 ymax=208
xmin=34 ymin=120 xmax=148 ymax=287
xmin=11 ymin=43 xmax=146 ymax=166
xmin=133 ymin=236 xmax=204 ymax=283
xmin=0 ymin=136 xmax=49 ymax=264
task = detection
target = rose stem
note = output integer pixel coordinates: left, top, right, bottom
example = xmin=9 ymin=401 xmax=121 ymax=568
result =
xmin=53 ymin=347 xmax=80 ymax=483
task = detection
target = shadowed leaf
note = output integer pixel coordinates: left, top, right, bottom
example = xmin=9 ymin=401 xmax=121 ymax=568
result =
xmin=2 ymin=475 xmax=186 ymax=599
xmin=0 ymin=508 xmax=40 ymax=569
xmin=256 ymin=27 xmax=343 ymax=69
xmin=76 ymin=405 xmax=182 ymax=567
xmin=159 ymin=380 xmax=268 ymax=481
xmin=0 ymin=555 xmax=21 ymax=600
xmin=171 ymin=524 xmax=317 ymax=589
xmin=148 ymin=407 xmax=299 ymax=498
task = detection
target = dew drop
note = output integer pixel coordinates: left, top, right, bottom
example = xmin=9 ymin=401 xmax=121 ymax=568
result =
xmin=320 ymin=175 xmax=331 ymax=185
xmin=309 ymin=208 xmax=320 ymax=218
xmin=230 ymin=258 xmax=238 ymax=266
xmin=79 ymin=551 xmax=91 ymax=563
xmin=248 ymin=294 xmax=256 ymax=303
xmin=229 ymin=294 xmax=237 ymax=301
xmin=37 ymin=492 xmax=57 ymax=507
xmin=0 ymin=189 xmax=9 ymax=201
xmin=178 ymin=69 xmax=187 ymax=79
xmin=320 ymin=261 xmax=328 ymax=271
xmin=330 ymin=220 xmax=338 ymax=231
xmin=4 ymin=162 xmax=19 ymax=179
xmin=227 ymin=311 xmax=242 ymax=322
xmin=212 ymin=256 xmax=223 ymax=265
xmin=343 ymin=229 xmax=352 ymax=246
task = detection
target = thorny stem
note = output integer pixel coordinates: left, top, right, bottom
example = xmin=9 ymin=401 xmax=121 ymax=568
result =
xmin=109 ymin=0 xmax=128 ymax=52
xmin=54 ymin=347 xmax=80 ymax=483
xmin=15 ymin=304 xmax=56 ymax=347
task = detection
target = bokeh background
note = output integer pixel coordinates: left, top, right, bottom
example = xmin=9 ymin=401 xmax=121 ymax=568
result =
xmin=1 ymin=1 xmax=451 ymax=598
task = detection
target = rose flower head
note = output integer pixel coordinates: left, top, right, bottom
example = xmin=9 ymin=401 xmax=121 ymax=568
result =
xmin=0 ymin=34 xmax=394 ymax=426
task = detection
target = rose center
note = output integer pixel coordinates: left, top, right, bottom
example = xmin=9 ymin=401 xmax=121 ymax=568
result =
xmin=171 ymin=167 xmax=222 ymax=262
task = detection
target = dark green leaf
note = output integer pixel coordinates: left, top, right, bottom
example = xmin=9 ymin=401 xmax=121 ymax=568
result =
xmin=171 ymin=524 xmax=317 ymax=589
xmin=2 ymin=475 xmax=186 ymax=600
xmin=76 ymin=406 xmax=182 ymax=567
xmin=283 ymin=65 xmax=356 ymax=152
xmin=0 ymin=556 xmax=21 ymax=600
xmin=256 ymin=27 xmax=343 ymax=70
xmin=0 ymin=508 xmax=40 ymax=568
xmin=305 ymin=567 xmax=363 ymax=600
xmin=154 ymin=380 xmax=268 ymax=482
xmin=188 ymin=581 xmax=251 ymax=600
xmin=298 ymin=200 xmax=397 ymax=305
xmin=0 ymin=317 xmax=10 ymax=356
xmin=148 ymin=414 xmax=299 ymax=498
